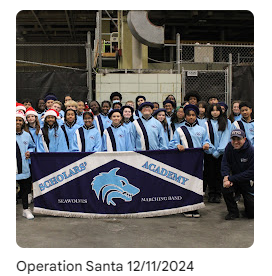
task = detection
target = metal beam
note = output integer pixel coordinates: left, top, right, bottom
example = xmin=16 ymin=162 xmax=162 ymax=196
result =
xmin=31 ymin=11 xmax=49 ymax=40
xmin=104 ymin=10 xmax=118 ymax=30
xmin=65 ymin=11 xmax=74 ymax=39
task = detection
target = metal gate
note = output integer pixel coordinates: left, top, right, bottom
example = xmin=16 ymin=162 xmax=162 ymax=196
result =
xmin=181 ymin=69 xmax=229 ymax=106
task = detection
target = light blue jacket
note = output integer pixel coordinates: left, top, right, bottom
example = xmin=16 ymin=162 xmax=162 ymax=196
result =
xmin=231 ymin=119 xmax=254 ymax=146
xmin=71 ymin=125 xmax=102 ymax=152
xmin=102 ymin=125 xmax=133 ymax=152
xmin=61 ymin=122 xmax=81 ymax=151
xmin=37 ymin=126 xmax=69 ymax=152
xmin=169 ymin=122 xmax=213 ymax=154
xmin=130 ymin=116 xmax=168 ymax=151
xmin=16 ymin=131 xmax=36 ymax=180
xmin=204 ymin=119 xmax=230 ymax=158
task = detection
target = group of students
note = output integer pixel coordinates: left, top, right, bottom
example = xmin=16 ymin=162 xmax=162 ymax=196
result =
xmin=16 ymin=90 xmax=254 ymax=220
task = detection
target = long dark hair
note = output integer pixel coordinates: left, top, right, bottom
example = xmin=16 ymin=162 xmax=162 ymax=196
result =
xmin=196 ymin=101 xmax=208 ymax=117
xmin=207 ymin=103 xmax=227 ymax=131
xmin=171 ymin=106 xmax=184 ymax=124
xmin=42 ymin=117 xmax=59 ymax=147
xmin=165 ymin=95 xmax=177 ymax=108
xmin=135 ymin=95 xmax=146 ymax=110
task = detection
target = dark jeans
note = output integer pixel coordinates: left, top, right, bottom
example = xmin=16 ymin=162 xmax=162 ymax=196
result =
xmin=205 ymin=154 xmax=223 ymax=197
xmin=17 ymin=177 xmax=32 ymax=210
xmin=222 ymin=182 xmax=254 ymax=218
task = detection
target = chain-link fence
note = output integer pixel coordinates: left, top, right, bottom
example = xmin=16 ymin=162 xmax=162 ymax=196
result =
xmin=180 ymin=43 xmax=253 ymax=65
xmin=182 ymin=69 xmax=228 ymax=103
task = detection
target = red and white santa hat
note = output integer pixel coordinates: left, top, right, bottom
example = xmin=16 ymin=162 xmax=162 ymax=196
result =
xmin=16 ymin=102 xmax=26 ymax=113
xmin=16 ymin=110 xmax=27 ymax=123
xmin=25 ymin=107 xmax=38 ymax=117
xmin=43 ymin=109 xmax=60 ymax=120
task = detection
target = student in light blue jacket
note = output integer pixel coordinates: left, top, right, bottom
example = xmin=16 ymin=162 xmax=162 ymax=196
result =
xmin=61 ymin=109 xmax=81 ymax=152
xmin=71 ymin=111 xmax=102 ymax=152
xmin=204 ymin=103 xmax=230 ymax=204
xmin=230 ymin=101 xmax=254 ymax=147
xmin=130 ymin=102 xmax=168 ymax=151
xmin=169 ymin=106 xmax=186 ymax=140
xmin=134 ymin=95 xmax=146 ymax=119
xmin=93 ymin=101 xmax=112 ymax=137
xmin=153 ymin=108 xmax=171 ymax=147
xmin=16 ymin=111 xmax=36 ymax=219
xmin=37 ymin=109 xmax=69 ymax=153
xmin=228 ymin=100 xmax=242 ymax=123
xmin=163 ymin=99 xmax=175 ymax=124
xmin=169 ymin=104 xmax=212 ymax=218
xmin=121 ymin=105 xmax=134 ymax=132
xmin=196 ymin=101 xmax=208 ymax=129
xmin=102 ymin=109 xmax=133 ymax=152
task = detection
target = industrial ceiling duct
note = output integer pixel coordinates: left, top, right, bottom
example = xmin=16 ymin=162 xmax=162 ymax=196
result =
xmin=127 ymin=10 xmax=164 ymax=48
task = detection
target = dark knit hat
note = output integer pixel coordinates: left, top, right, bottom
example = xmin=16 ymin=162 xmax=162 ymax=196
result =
xmin=163 ymin=99 xmax=174 ymax=106
xmin=121 ymin=105 xmax=134 ymax=114
xmin=108 ymin=109 xmax=123 ymax=119
xmin=184 ymin=104 xmax=199 ymax=115
xmin=44 ymin=93 xmax=57 ymax=102
xmin=138 ymin=102 xmax=154 ymax=111
xmin=153 ymin=108 xmax=167 ymax=117
xmin=218 ymin=102 xmax=228 ymax=111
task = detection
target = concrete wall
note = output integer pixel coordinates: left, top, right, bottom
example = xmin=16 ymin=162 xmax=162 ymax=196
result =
xmin=96 ymin=73 xmax=181 ymax=107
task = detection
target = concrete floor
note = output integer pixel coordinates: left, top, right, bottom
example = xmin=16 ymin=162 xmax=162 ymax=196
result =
xmin=16 ymin=196 xmax=253 ymax=248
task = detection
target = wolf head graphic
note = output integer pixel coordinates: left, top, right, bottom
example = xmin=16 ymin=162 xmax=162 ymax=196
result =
xmin=91 ymin=168 xmax=140 ymax=206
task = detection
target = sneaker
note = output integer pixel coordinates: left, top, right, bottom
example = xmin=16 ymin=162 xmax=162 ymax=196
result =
xmin=22 ymin=209 xmax=34 ymax=220
xmin=192 ymin=210 xmax=201 ymax=218
xmin=225 ymin=213 xmax=239 ymax=220
xmin=183 ymin=211 xmax=193 ymax=218
xmin=28 ymin=193 xmax=33 ymax=204
xmin=183 ymin=210 xmax=200 ymax=218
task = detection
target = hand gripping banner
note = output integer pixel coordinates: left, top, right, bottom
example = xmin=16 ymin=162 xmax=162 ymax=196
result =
xmin=31 ymin=149 xmax=205 ymax=218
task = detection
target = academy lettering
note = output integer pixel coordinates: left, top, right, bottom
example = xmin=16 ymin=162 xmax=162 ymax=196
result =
xmin=38 ymin=162 xmax=87 ymax=191
xmin=142 ymin=161 xmax=189 ymax=185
